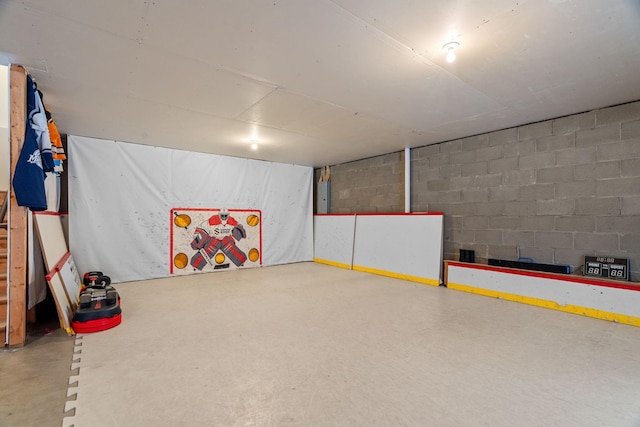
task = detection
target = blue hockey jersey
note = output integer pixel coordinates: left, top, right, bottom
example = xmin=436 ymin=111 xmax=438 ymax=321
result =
xmin=13 ymin=117 xmax=47 ymax=211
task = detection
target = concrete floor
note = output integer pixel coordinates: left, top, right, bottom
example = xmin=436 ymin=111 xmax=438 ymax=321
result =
xmin=0 ymin=313 xmax=75 ymax=427
xmin=3 ymin=262 xmax=640 ymax=426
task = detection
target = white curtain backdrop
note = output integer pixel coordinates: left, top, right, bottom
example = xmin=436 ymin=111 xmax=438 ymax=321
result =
xmin=68 ymin=136 xmax=313 ymax=283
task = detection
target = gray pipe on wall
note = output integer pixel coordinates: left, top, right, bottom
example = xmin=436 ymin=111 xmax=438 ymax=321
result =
xmin=405 ymin=147 xmax=410 ymax=213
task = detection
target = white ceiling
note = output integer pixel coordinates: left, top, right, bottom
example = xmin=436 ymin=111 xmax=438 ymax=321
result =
xmin=1 ymin=0 xmax=639 ymax=167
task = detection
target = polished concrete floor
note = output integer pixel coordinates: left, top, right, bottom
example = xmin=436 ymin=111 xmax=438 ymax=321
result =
xmin=3 ymin=262 xmax=640 ymax=426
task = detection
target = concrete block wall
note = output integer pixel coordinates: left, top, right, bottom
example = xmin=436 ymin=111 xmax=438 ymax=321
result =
xmin=320 ymin=100 xmax=640 ymax=281
xmin=317 ymin=151 xmax=405 ymax=214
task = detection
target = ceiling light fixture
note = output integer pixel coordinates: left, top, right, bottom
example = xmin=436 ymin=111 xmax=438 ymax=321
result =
xmin=442 ymin=41 xmax=460 ymax=63
xmin=251 ymin=141 xmax=258 ymax=150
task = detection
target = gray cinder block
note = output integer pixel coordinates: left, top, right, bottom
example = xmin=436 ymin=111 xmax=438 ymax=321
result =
xmin=462 ymin=188 xmax=489 ymax=203
xmin=518 ymin=121 xmax=553 ymax=141
xmin=597 ymin=216 xmax=640 ymax=233
xmin=536 ymin=199 xmax=575 ymax=216
xmin=503 ymin=230 xmax=535 ymax=246
xmin=535 ymin=231 xmax=574 ymax=249
xmin=463 ymin=215 xmax=489 ymax=230
xmin=488 ymin=128 xmax=518 ymax=146
xmin=449 ymin=150 xmax=476 ymax=165
xmin=553 ymin=111 xmax=595 ymax=135
xmin=520 ymin=216 xmax=555 ymax=231
xmin=488 ymin=244 xmax=518 ymax=260
xmin=520 ymin=184 xmax=556 ymax=201
xmin=537 ymin=134 xmax=575 ymax=152
xmin=621 ymin=159 xmax=640 ymax=177
xmin=489 ymin=157 xmax=518 ymax=174
xmin=556 ymin=181 xmax=596 ymax=199
xmin=576 ymin=197 xmax=620 ymax=216
xmin=621 ymin=119 xmax=640 ymax=140
xmin=553 ymin=248 xmax=584 ymax=269
xmin=462 ymin=162 xmax=488 ymax=177
xmin=622 ymin=196 xmax=640 ymax=215
xmin=503 ymin=140 xmax=536 ymax=158
xmin=620 ymin=233 xmax=640 ymax=253
xmin=556 ymin=147 xmax=597 ymax=166
xmin=597 ymin=139 xmax=640 ymax=161
xmin=438 ymin=140 xmax=462 ymax=154
xmin=537 ymin=166 xmax=574 ymax=184
xmin=596 ymin=177 xmax=640 ymax=197
xmin=475 ymin=145 xmax=503 ymax=162
xmin=596 ymin=101 xmax=640 ymax=126
xmin=555 ymin=216 xmax=595 ymax=232
xmin=475 ymin=230 xmax=503 ymax=245
xmin=488 ymin=216 xmax=521 ymax=230
xmin=576 ymin=124 xmax=620 ymax=148
xmin=518 ymin=152 xmax=555 ymax=170
xmin=575 ymin=233 xmax=619 ymax=251
xmin=505 ymin=200 xmax=537 ymax=216
xmin=574 ymin=161 xmax=620 ymax=181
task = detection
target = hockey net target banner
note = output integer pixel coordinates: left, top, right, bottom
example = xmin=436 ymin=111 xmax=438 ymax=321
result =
xmin=170 ymin=208 xmax=262 ymax=274
xmin=68 ymin=136 xmax=313 ymax=283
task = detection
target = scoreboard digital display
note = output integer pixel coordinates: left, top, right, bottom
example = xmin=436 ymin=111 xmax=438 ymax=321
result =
xmin=583 ymin=256 xmax=629 ymax=281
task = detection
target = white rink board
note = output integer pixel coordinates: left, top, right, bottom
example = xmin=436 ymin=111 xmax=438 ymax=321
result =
xmin=447 ymin=263 xmax=640 ymax=319
xmin=314 ymin=213 xmax=444 ymax=284
xmin=313 ymin=215 xmax=356 ymax=267
xmin=353 ymin=214 xmax=443 ymax=283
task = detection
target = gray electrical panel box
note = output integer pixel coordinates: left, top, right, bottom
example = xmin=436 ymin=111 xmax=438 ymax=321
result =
xmin=317 ymin=182 xmax=330 ymax=214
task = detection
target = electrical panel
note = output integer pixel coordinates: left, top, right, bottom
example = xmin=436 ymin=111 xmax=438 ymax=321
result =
xmin=317 ymin=181 xmax=330 ymax=214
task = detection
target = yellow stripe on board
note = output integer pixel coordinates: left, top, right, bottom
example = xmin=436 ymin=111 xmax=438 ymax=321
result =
xmin=352 ymin=265 xmax=440 ymax=286
xmin=314 ymin=259 xmax=441 ymax=286
xmin=448 ymin=282 xmax=640 ymax=327
xmin=313 ymin=258 xmax=352 ymax=270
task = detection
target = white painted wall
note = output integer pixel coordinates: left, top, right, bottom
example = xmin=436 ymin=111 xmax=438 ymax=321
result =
xmin=0 ymin=64 xmax=8 ymax=191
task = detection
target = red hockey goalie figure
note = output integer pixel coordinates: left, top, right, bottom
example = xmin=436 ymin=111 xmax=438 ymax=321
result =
xmin=190 ymin=208 xmax=247 ymax=270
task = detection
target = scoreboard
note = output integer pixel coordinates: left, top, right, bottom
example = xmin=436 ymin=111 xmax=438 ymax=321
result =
xmin=583 ymin=256 xmax=629 ymax=281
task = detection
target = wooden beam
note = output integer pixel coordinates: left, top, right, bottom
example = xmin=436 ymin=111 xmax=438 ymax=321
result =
xmin=8 ymin=64 xmax=28 ymax=347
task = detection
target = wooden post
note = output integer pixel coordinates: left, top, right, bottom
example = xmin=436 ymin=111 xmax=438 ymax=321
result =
xmin=8 ymin=64 xmax=28 ymax=347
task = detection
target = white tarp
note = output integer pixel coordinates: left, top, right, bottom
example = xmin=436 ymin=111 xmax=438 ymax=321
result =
xmin=68 ymin=136 xmax=313 ymax=283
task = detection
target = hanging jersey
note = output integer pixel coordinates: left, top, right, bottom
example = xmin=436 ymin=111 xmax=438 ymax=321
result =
xmin=13 ymin=123 xmax=47 ymax=211
xmin=46 ymin=108 xmax=66 ymax=161
xmin=26 ymin=75 xmax=54 ymax=172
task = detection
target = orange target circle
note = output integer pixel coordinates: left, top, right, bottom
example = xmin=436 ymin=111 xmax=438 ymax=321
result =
xmin=174 ymin=253 xmax=188 ymax=269
xmin=248 ymin=248 xmax=260 ymax=262
xmin=215 ymin=252 xmax=226 ymax=264
xmin=174 ymin=213 xmax=191 ymax=229
xmin=246 ymin=214 xmax=260 ymax=227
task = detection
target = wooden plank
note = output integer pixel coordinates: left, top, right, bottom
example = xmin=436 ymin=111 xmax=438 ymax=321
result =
xmin=8 ymin=64 xmax=28 ymax=347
